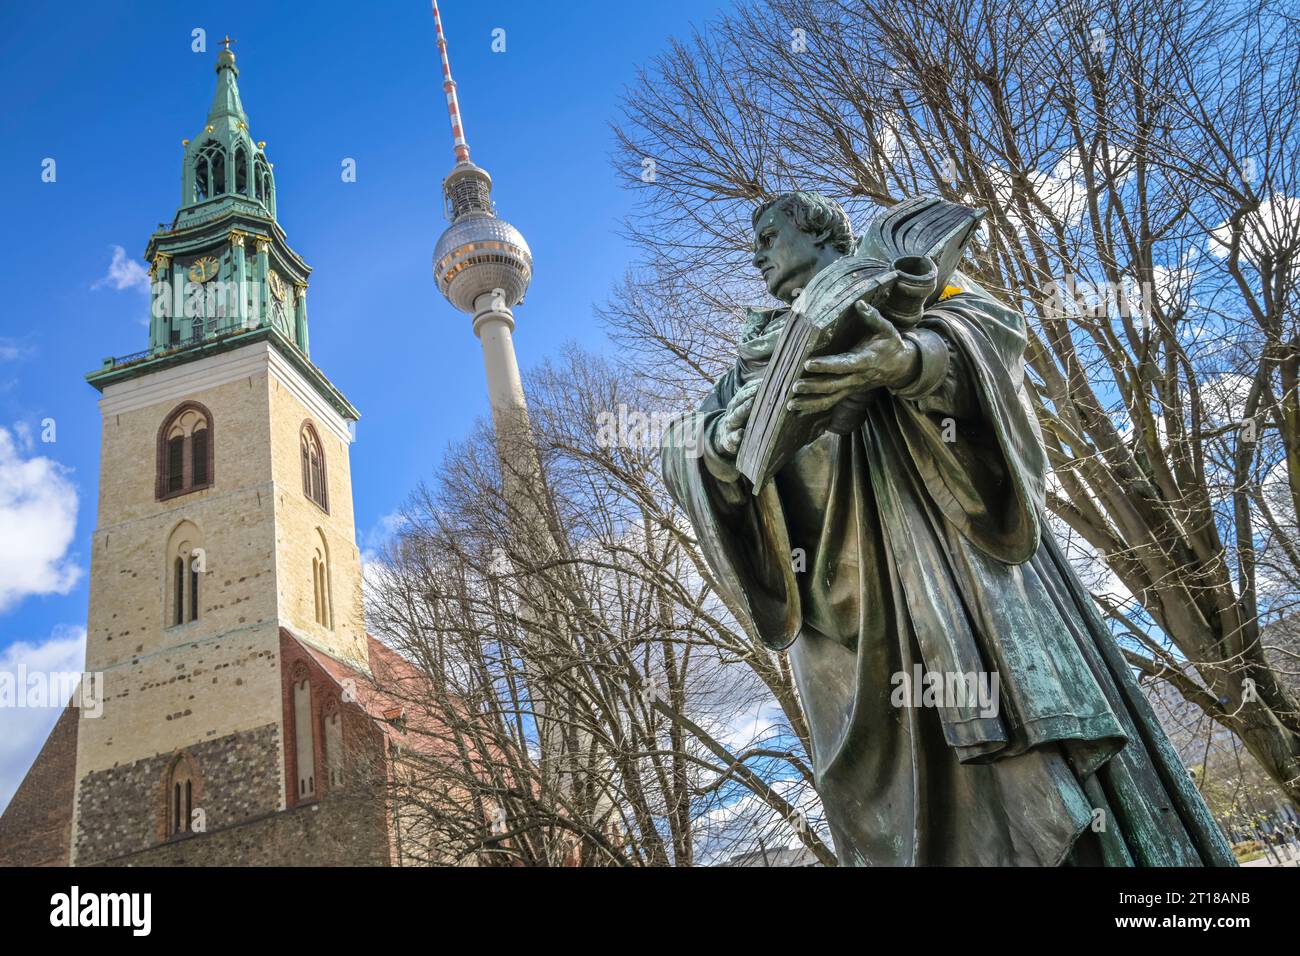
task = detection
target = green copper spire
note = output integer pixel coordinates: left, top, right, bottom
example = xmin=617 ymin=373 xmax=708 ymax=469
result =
xmin=87 ymin=43 xmax=351 ymax=426
xmin=175 ymin=41 xmax=274 ymax=224
xmin=115 ymin=45 xmax=315 ymax=365
xmin=206 ymin=41 xmax=248 ymax=125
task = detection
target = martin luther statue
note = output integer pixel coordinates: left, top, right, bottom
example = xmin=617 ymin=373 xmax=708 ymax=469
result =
xmin=661 ymin=191 xmax=1234 ymax=866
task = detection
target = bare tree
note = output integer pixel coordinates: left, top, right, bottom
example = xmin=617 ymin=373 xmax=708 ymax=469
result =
xmin=365 ymin=351 xmax=836 ymax=865
xmin=611 ymin=0 xmax=1300 ymax=803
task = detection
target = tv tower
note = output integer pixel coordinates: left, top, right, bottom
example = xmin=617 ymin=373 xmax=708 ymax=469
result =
xmin=430 ymin=0 xmax=535 ymax=456
xmin=428 ymin=2 xmax=599 ymax=817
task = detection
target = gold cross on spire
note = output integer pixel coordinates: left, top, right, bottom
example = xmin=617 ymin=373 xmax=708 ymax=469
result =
xmin=220 ymin=35 xmax=235 ymax=52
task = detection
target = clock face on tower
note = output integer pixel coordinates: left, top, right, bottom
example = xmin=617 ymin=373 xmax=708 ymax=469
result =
xmin=188 ymin=255 xmax=220 ymax=284
xmin=268 ymin=270 xmax=286 ymax=302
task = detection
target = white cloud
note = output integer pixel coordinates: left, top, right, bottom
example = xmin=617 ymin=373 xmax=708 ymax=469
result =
xmin=91 ymin=245 xmax=150 ymax=292
xmin=694 ymin=774 xmax=827 ymax=865
xmin=1148 ymin=257 xmax=1201 ymax=316
xmin=1045 ymin=511 xmax=1134 ymax=608
xmin=0 ymin=427 xmax=81 ymax=612
xmin=10 ymin=421 xmax=32 ymax=453
xmin=981 ymin=153 xmax=1093 ymax=233
xmin=359 ymin=510 xmax=409 ymax=603
xmin=713 ymin=699 xmax=782 ymax=752
xmin=362 ymin=510 xmax=407 ymax=553
xmin=0 ymin=625 xmax=86 ymax=813
xmin=1209 ymin=194 xmax=1300 ymax=266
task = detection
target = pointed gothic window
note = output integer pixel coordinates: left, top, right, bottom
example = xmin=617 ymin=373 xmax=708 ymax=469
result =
xmin=157 ymin=402 xmax=214 ymax=499
xmin=171 ymin=545 xmax=200 ymax=624
xmin=191 ymin=427 xmax=209 ymax=485
xmin=166 ymin=520 xmax=203 ymax=629
xmin=194 ymin=141 xmax=227 ymax=202
xmin=300 ymin=423 xmax=328 ymax=511
xmin=292 ymin=666 xmax=316 ymax=802
xmin=234 ymin=144 xmax=248 ymax=195
xmin=311 ymin=529 xmax=334 ymax=630
xmin=167 ymin=436 xmax=185 ymax=493
xmin=254 ymin=156 xmax=272 ymax=203
xmin=324 ymin=702 xmax=344 ymax=789
xmin=211 ymin=148 xmax=226 ymax=195
xmin=313 ymin=547 xmax=330 ymax=628
xmin=173 ymin=557 xmax=185 ymax=627
xmin=163 ymin=752 xmax=201 ymax=840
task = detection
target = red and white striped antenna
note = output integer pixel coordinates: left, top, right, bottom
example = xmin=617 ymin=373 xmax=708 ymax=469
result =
xmin=431 ymin=0 xmax=471 ymax=165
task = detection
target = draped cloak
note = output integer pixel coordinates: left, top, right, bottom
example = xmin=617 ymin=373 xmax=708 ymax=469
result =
xmin=661 ymin=276 xmax=1235 ymax=866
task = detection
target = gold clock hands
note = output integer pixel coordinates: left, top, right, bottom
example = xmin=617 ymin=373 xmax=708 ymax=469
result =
xmin=188 ymin=256 xmax=219 ymax=284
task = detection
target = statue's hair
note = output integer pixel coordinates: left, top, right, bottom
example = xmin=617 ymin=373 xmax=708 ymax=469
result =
xmin=752 ymin=191 xmax=855 ymax=255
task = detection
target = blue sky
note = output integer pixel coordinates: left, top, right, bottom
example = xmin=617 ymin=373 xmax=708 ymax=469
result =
xmin=0 ymin=0 xmax=733 ymax=809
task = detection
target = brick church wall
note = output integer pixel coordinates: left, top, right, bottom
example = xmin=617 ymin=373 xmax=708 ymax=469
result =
xmin=74 ymin=722 xmax=281 ymax=864
xmin=0 ymin=704 xmax=79 ymax=866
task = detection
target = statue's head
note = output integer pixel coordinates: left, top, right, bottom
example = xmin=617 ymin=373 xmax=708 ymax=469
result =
xmin=751 ymin=191 xmax=855 ymax=304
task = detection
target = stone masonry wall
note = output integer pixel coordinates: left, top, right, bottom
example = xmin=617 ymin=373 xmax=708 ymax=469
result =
xmin=95 ymin=793 xmax=389 ymax=867
xmin=75 ymin=722 xmax=281 ymax=864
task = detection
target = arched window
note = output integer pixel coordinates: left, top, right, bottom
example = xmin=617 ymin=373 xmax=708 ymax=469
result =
xmin=234 ymin=144 xmax=248 ymax=195
xmin=300 ymin=423 xmax=328 ymax=511
xmin=162 ymin=751 xmax=202 ymax=840
xmin=323 ymin=700 xmax=344 ymax=790
xmin=157 ymin=402 xmax=214 ymax=500
xmin=194 ymin=140 xmax=227 ymax=202
xmin=173 ymin=557 xmax=185 ymax=627
xmin=166 ymin=435 xmax=184 ymax=494
xmin=166 ymin=520 xmax=203 ymax=628
xmin=312 ymin=531 xmax=333 ymax=630
xmin=192 ymin=427 xmax=209 ymax=486
xmin=254 ymin=155 xmax=273 ymax=208
xmin=312 ymin=554 xmax=323 ymax=625
xmin=292 ymin=664 xmax=316 ymax=802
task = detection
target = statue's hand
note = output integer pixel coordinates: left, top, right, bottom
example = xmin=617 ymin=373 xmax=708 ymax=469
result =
xmin=787 ymin=301 xmax=920 ymax=416
xmin=715 ymin=378 xmax=760 ymax=457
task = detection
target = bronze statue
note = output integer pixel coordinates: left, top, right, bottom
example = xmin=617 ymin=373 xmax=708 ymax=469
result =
xmin=661 ymin=191 xmax=1235 ymax=866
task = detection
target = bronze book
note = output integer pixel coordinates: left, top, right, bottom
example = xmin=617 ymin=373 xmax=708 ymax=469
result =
xmin=735 ymin=196 xmax=986 ymax=492
xmin=734 ymin=259 xmax=900 ymax=490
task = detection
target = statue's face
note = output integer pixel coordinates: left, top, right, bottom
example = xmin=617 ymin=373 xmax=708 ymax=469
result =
xmin=751 ymin=206 xmax=833 ymax=304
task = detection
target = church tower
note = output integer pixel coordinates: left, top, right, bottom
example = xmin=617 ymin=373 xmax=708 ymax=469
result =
xmin=68 ymin=44 xmax=377 ymax=865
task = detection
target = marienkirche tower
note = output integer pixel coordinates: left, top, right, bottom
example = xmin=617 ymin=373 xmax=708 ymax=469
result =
xmin=54 ymin=44 xmax=382 ymax=865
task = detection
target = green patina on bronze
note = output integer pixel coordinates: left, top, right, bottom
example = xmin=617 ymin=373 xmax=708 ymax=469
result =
xmin=662 ymin=191 xmax=1236 ymax=866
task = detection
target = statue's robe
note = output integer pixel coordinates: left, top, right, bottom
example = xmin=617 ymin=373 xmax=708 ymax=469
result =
xmin=662 ymin=277 xmax=1235 ymax=866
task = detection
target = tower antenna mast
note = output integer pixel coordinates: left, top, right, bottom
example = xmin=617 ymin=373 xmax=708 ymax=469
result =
xmin=431 ymin=0 xmax=471 ymax=165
